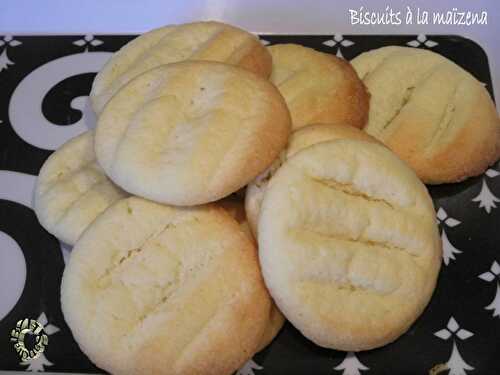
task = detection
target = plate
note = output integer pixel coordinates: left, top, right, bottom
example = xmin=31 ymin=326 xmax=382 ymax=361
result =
xmin=0 ymin=33 xmax=498 ymax=374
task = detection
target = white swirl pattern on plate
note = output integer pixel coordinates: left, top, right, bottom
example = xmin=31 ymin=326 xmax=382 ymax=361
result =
xmin=0 ymin=231 xmax=26 ymax=321
xmin=0 ymin=170 xmax=73 ymax=324
xmin=8 ymin=51 xmax=111 ymax=150
xmin=0 ymin=171 xmax=34 ymax=322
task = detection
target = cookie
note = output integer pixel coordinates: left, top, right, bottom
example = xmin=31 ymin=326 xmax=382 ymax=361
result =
xmin=61 ymin=197 xmax=271 ymax=375
xmin=218 ymin=196 xmax=285 ymax=351
xmin=91 ymin=21 xmax=272 ymax=113
xmin=352 ymin=46 xmax=500 ymax=183
xmin=268 ymin=44 xmax=369 ymax=130
xmin=34 ymin=130 xmax=127 ymax=245
xmin=95 ymin=61 xmax=291 ymax=206
xmin=245 ymin=123 xmax=379 ymax=236
xmin=258 ymin=140 xmax=441 ymax=351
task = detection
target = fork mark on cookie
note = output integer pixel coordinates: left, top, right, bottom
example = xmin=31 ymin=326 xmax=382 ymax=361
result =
xmin=308 ymin=177 xmax=395 ymax=210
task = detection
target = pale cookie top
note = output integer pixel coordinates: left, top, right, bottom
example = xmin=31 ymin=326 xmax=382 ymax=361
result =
xmin=95 ymin=61 xmax=291 ymax=206
xmin=352 ymin=46 xmax=500 ymax=183
xmin=90 ymin=21 xmax=272 ymax=113
xmin=258 ymin=140 xmax=442 ymax=351
xmin=61 ymin=197 xmax=270 ymax=375
xmin=268 ymin=44 xmax=369 ymax=130
xmin=34 ymin=130 xmax=127 ymax=245
xmin=245 ymin=123 xmax=379 ymax=236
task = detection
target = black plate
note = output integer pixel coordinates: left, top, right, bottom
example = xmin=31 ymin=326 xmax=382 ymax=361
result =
xmin=0 ymin=34 xmax=498 ymax=374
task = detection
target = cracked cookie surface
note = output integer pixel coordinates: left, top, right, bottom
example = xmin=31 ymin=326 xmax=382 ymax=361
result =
xmin=245 ymin=123 xmax=379 ymax=236
xmin=61 ymin=197 xmax=271 ymax=375
xmin=258 ymin=140 xmax=441 ymax=351
xmin=352 ymin=46 xmax=500 ymax=183
xmin=95 ymin=61 xmax=291 ymax=206
xmin=34 ymin=130 xmax=128 ymax=245
xmin=90 ymin=21 xmax=272 ymax=114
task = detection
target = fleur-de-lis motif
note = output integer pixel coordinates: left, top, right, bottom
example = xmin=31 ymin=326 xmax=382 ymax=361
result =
xmin=19 ymin=312 xmax=60 ymax=371
xmin=441 ymin=230 xmax=462 ymax=265
xmin=20 ymin=352 xmax=53 ymax=372
xmin=479 ymin=260 xmax=500 ymax=318
xmin=436 ymin=207 xmax=462 ymax=265
xmin=259 ymin=38 xmax=270 ymax=46
xmin=407 ymin=34 xmax=438 ymax=48
xmin=479 ymin=260 xmax=500 ymax=282
xmin=485 ymin=168 xmax=500 ymax=178
xmin=472 ymin=168 xmax=500 ymax=213
xmin=237 ymin=358 xmax=263 ymax=375
xmin=434 ymin=317 xmax=474 ymax=375
xmin=436 ymin=207 xmax=461 ymax=227
xmin=434 ymin=317 xmax=474 ymax=341
xmin=0 ymin=35 xmax=22 ymax=47
xmin=322 ymin=34 xmax=355 ymax=59
xmin=0 ymin=35 xmax=22 ymax=72
xmin=73 ymin=34 xmax=104 ymax=50
xmin=36 ymin=312 xmax=60 ymax=335
xmin=334 ymin=352 xmax=369 ymax=375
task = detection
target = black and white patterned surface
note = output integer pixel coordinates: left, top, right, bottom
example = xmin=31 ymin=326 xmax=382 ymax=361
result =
xmin=0 ymin=34 xmax=498 ymax=374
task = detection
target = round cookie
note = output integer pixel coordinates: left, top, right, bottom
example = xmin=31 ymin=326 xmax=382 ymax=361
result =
xmin=258 ymin=140 xmax=442 ymax=351
xmin=351 ymin=46 xmax=500 ymax=183
xmin=34 ymin=130 xmax=128 ymax=245
xmin=245 ymin=123 xmax=379 ymax=236
xmin=95 ymin=61 xmax=291 ymax=206
xmin=268 ymin=44 xmax=369 ymax=130
xmin=91 ymin=21 xmax=272 ymax=114
xmin=218 ymin=197 xmax=285 ymax=351
xmin=61 ymin=197 xmax=271 ymax=375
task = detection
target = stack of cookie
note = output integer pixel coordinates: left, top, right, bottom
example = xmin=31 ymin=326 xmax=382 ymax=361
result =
xmin=34 ymin=20 xmax=499 ymax=374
